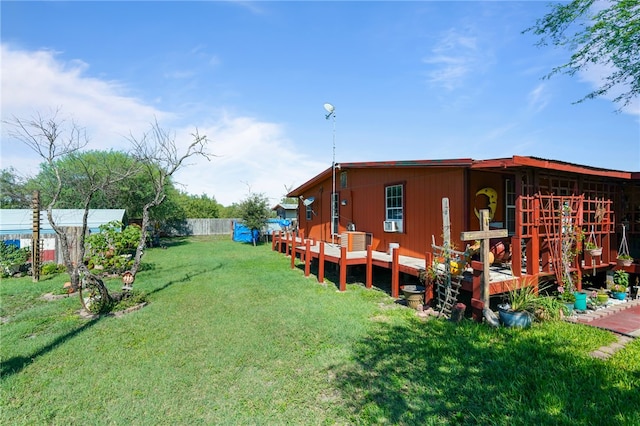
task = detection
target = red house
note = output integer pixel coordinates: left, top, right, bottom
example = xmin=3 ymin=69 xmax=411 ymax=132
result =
xmin=286 ymin=156 xmax=639 ymax=308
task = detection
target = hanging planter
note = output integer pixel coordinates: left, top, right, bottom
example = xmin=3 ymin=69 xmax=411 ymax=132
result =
xmin=584 ymin=226 xmax=602 ymax=257
xmin=617 ymin=224 xmax=633 ymax=266
xmin=617 ymin=255 xmax=633 ymax=267
xmin=586 ymin=246 xmax=602 ymax=257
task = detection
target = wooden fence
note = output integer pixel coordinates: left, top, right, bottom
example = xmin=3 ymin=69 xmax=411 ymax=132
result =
xmin=180 ymin=218 xmax=239 ymax=236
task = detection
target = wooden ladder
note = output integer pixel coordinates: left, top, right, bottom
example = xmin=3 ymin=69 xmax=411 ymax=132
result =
xmin=431 ymin=238 xmax=466 ymax=317
xmin=434 ymin=274 xmax=462 ymax=317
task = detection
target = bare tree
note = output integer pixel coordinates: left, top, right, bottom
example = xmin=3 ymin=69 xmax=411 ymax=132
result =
xmin=6 ymin=110 xmax=138 ymax=312
xmin=127 ymin=119 xmax=211 ymax=276
xmin=8 ymin=111 xmax=86 ymax=287
xmin=7 ymin=112 xmax=211 ymax=312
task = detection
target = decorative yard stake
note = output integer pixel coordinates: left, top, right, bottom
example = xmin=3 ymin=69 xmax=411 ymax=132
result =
xmin=460 ymin=209 xmax=508 ymax=308
xmin=31 ymin=190 xmax=40 ymax=283
xmin=432 ymin=198 xmax=468 ymax=316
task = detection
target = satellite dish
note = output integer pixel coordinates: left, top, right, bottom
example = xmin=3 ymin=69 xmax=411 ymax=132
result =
xmin=303 ymin=197 xmax=315 ymax=206
xmin=323 ymin=103 xmax=335 ymax=113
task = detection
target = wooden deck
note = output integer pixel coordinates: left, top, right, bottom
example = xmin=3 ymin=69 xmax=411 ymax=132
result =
xmin=271 ymin=231 xmax=637 ymax=321
xmin=272 ymin=232 xmax=526 ymax=318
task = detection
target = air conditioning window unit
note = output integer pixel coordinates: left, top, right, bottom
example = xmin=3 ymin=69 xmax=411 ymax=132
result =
xmin=383 ymin=220 xmax=398 ymax=232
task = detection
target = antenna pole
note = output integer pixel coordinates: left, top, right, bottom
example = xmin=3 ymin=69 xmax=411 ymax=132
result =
xmin=325 ymin=105 xmax=337 ymax=244
xmin=332 ymin=111 xmax=336 ymax=244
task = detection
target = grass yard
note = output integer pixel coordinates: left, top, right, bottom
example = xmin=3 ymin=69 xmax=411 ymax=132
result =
xmin=1 ymin=236 xmax=639 ymax=425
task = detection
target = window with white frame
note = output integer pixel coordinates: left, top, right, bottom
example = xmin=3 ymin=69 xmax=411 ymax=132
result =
xmin=331 ymin=192 xmax=339 ymax=236
xmin=306 ymin=204 xmax=312 ymax=221
xmin=340 ymin=171 xmax=347 ymax=189
xmin=385 ymin=184 xmax=403 ymax=230
xmin=505 ymin=178 xmax=516 ymax=235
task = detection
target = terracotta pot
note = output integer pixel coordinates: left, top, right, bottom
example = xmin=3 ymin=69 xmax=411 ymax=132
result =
xmin=401 ymin=285 xmax=425 ymax=310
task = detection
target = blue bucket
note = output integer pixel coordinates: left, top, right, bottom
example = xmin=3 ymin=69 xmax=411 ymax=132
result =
xmin=574 ymin=291 xmax=588 ymax=311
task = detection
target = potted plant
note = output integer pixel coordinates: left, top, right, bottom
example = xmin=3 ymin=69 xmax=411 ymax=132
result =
xmin=617 ymin=254 xmax=633 ymax=267
xmin=617 ymin=224 xmax=632 ymax=266
xmin=584 ymin=241 xmax=602 ymax=257
xmin=594 ymin=288 xmax=609 ymax=305
xmin=611 ymin=270 xmax=629 ymax=300
xmin=557 ymin=284 xmax=577 ymax=314
xmin=498 ymin=280 xmax=538 ymax=328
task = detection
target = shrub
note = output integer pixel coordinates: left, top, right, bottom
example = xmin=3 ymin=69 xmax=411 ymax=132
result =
xmin=41 ymin=262 xmax=66 ymax=276
xmin=613 ymin=269 xmax=629 ymax=288
xmin=0 ymin=241 xmax=30 ymax=277
xmin=112 ymin=290 xmax=148 ymax=312
xmin=85 ymin=221 xmax=141 ymax=274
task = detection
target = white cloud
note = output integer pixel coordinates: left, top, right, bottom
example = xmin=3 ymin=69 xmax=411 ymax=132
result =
xmin=527 ymin=83 xmax=550 ymax=113
xmin=423 ymin=28 xmax=481 ymax=91
xmin=0 ymin=44 xmax=169 ymax=142
xmin=0 ymin=43 xmax=322 ymax=206
xmin=172 ymin=114 xmax=326 ymax=205
xmin=577 ymin=61 xmax=640 ymax=117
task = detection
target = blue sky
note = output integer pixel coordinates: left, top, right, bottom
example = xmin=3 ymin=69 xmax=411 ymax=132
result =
xmin=1 ymin=1 xmax=638 ymax=206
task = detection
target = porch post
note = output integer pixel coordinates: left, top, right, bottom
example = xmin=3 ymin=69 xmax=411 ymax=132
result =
xmin=366 ymin=245 xmax=373 ymax=289
xmin=339 ymin=246 xmax=347 ymax=291
xmin=511 ymin=237 xmax=522 ymax=277
xmin=391 ymin=245 xmax=399 ymax=298
xmin=318 ymin=242 xmax=325 ymax=284
xmin=528 ymin=198 xmax=540 ymax=276
xmin=470 ymin=260 xmax=484 ymax=321
xmin=425 ymin=251 xmax=433 ymax=305
xmin=304 ymin=239 xmax=311 ymax=277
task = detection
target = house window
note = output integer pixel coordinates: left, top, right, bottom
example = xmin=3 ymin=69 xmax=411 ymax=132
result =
xmin=505 ymin=178 xmax=516 ymax=235
xmin=340 ymin=171 xmax=348 ymax=189
xmin=385 ymin=184 xmax=403 ymax=231
xmin=331 ymin=192 xmax=339 ymax=236
xmin=306 ymin=204 xmax=312 ymax=221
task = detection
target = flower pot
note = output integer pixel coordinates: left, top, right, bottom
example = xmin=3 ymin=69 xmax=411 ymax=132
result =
xmin=498 ymin=306 xmax=532 ymax=328
xmin=612 ymin=291 xmax=626 ymax=301
xmin=563 ymin=303 xmax=575 ymax=315
xmin=596 ymin=294 xmax=609 ymax=304
xmin=401 ymin=285 xmax=425 ymax=310
xmin=587 ymin=247 xmax=602 ymax=257
xmin=573 ymin=291 xmax=588 ymax=311
xmin=617 ymin=258 xmax=633 ymax=267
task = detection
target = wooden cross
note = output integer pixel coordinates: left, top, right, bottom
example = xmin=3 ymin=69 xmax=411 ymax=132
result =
xmin=460 ymin=209 xmax=508 ymax=307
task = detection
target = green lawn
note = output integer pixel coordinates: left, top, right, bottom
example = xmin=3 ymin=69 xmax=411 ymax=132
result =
xmin=1 ymin=236 xmax=639 ymax=425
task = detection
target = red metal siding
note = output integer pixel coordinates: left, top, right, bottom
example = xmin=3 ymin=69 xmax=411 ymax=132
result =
xmin=298 ymin=167 xmax=467 ymax=258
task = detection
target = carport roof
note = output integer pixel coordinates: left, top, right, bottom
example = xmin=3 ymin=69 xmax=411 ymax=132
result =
xmin=0 ymin=209 xmax=126 ymax=235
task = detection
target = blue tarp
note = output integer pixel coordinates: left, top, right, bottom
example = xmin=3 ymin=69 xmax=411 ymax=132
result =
xmin=232 ymin=222 xmax=254 ymax=243
xmin=233 ymin=219 xmax=291 ymax=243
